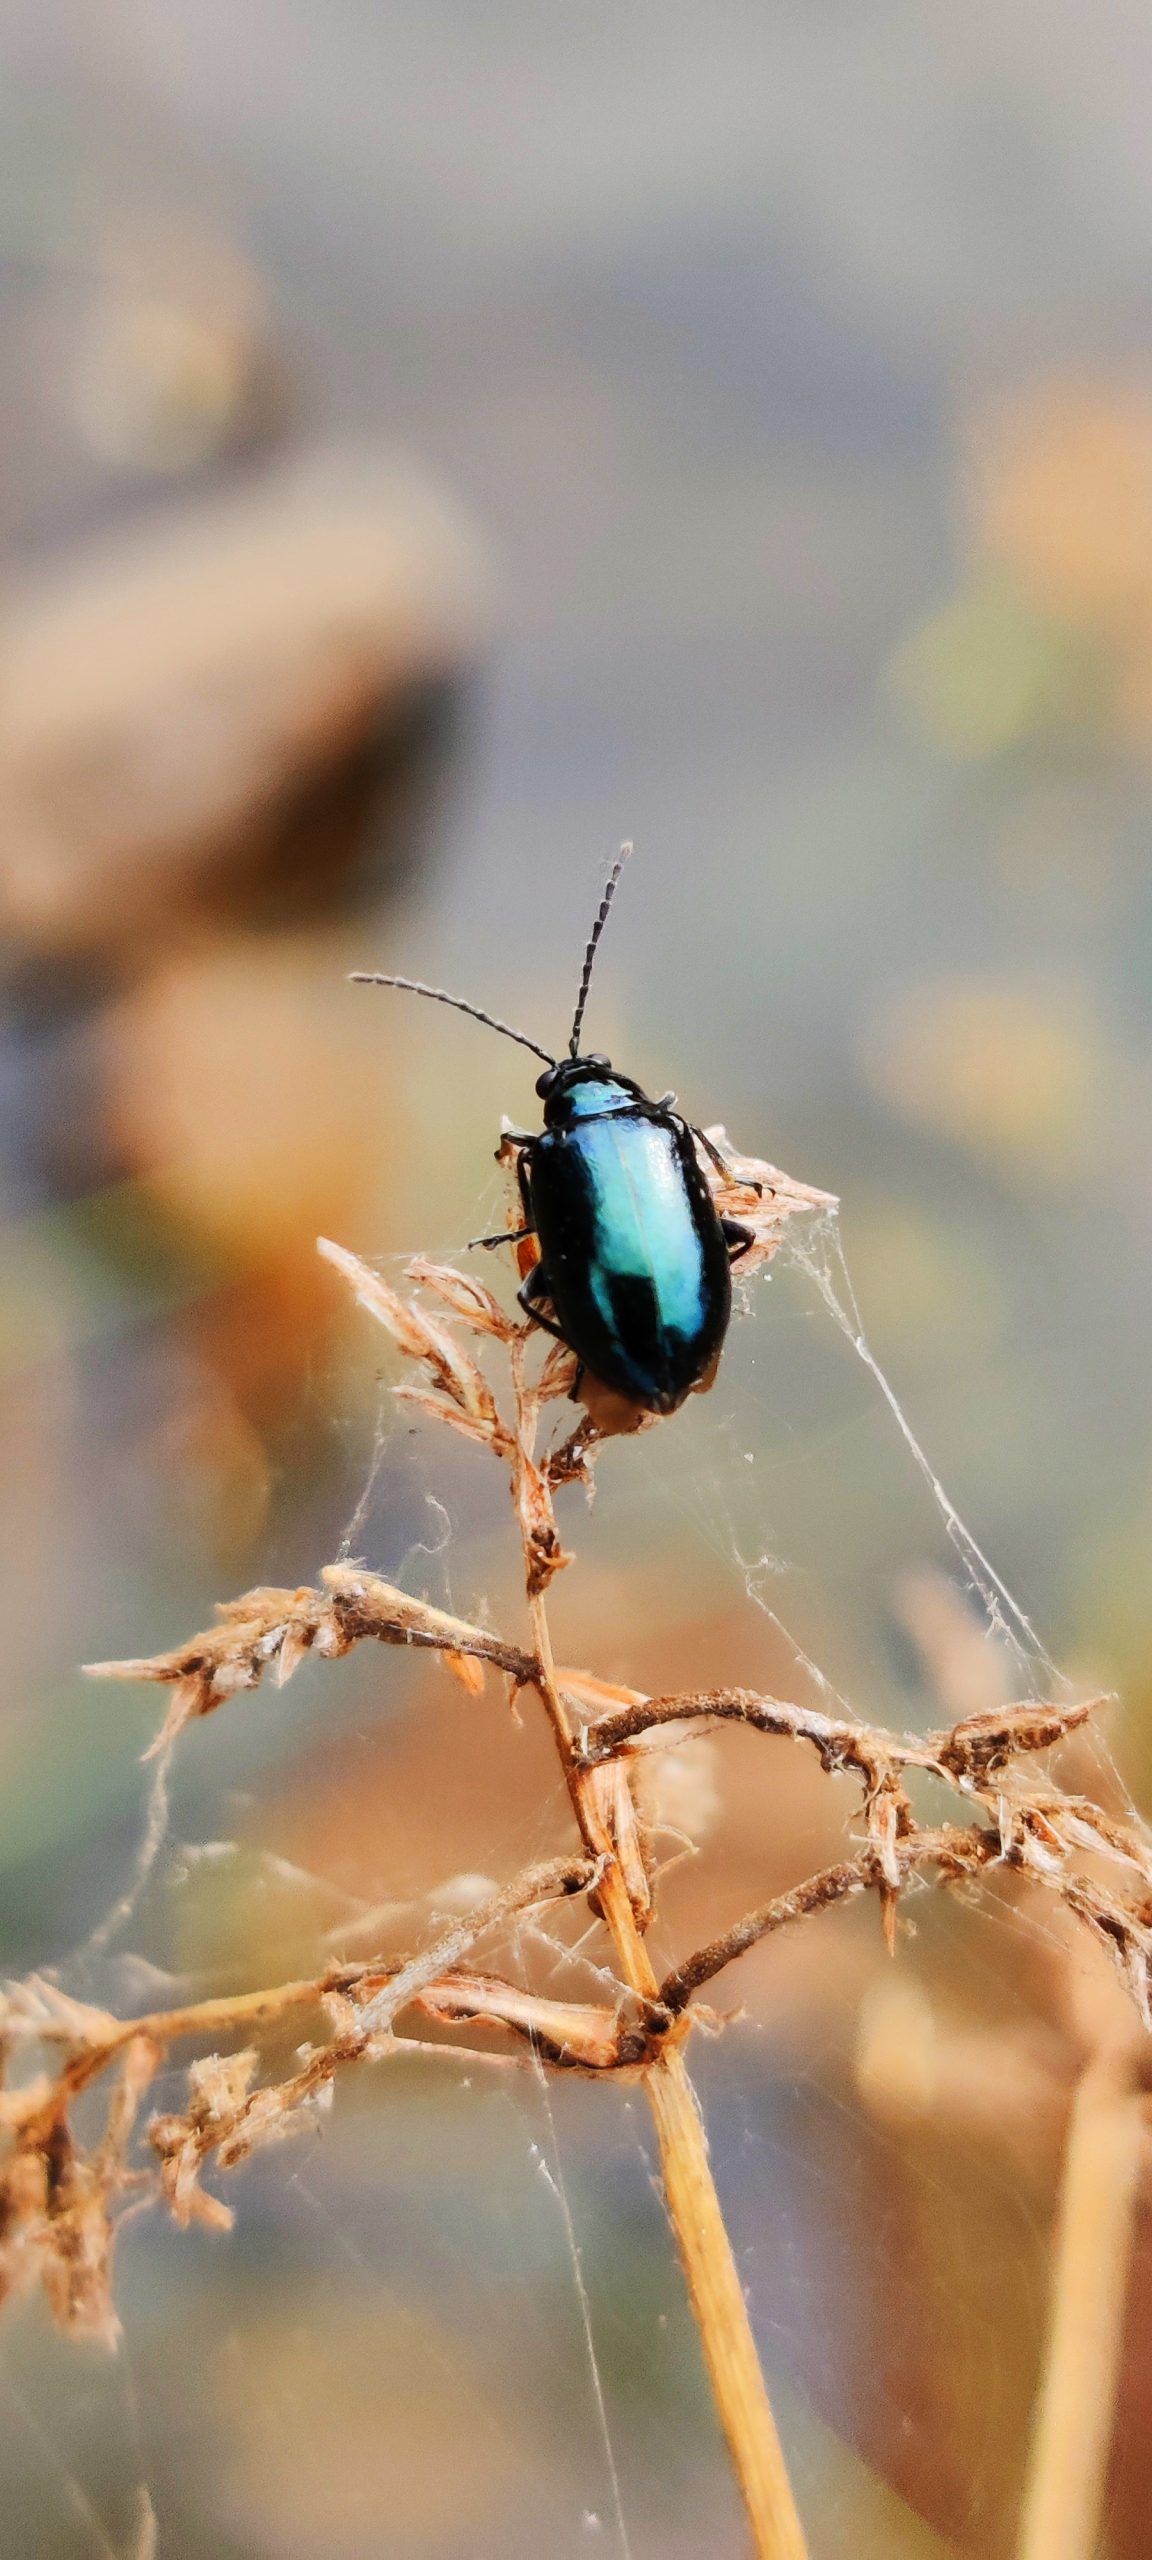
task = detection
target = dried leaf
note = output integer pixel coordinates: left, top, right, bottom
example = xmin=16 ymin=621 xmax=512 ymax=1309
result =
xmin=585 ymin=1763 xmax=652 ymax=1926
xmin=933 ymin=1695 xmax=1101 ymax=1780
xmin=407 ymin=1257 xmax=518 ymax=1341
xmin=538 ymin=1338 xmax=580 ymax=1401
xmin=701 ymin=1130 xmax=836 ymax=1281
xmin=275 ymin=1626 xmax=313 ymax=1688
xmin=441 ymin=1649 xmax=487 ymax=1697
xmin=188 ymin=2048 xmax=259 ymax=2120
xmin=319 ymin=1237 xmax=502 ymax=1430
xmin=415 ymin=1973 xmax=624 ymax=2071
xmin=393 ymin=1382 xmax=502 ymax=1448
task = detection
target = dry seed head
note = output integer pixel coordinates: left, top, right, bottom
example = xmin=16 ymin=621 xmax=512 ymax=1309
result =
xmin=20 ymin=1176 xmax=1152 ymax=2359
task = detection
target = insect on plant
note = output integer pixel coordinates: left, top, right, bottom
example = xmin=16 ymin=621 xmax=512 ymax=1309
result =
xmin=25 ymin=833 xmax=1139 ymax=2560
xmin=351 ymin=844 xmax=758 ymax=1415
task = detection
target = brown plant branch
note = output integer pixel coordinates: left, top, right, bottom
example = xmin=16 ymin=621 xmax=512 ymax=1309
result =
xmin=579 ymin=1686 xmax=1101 ymax=1787
xmin=9 ymin=1147 xmax=1152 ymax=2558
xmin=503 ymin=1328 xmax=809 ymax=2558
xmin=658 ymin=1826 xmax=1003 ymax=2014
xmin=0 ymin=1854 xmax=597 ymax=2321
xmin=2 ymin=1855 xmax=592 ymax=2091
xmin=85 ymin=1563 xmax=536 ymax=1752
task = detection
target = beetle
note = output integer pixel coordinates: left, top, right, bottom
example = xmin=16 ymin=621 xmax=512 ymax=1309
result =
xmin=351 ymin=846 xmax=756 ymax=1416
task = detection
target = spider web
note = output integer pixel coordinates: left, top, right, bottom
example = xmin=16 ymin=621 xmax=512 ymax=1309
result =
xmin=3 ymin=1192 xmax=1141 ymax=2560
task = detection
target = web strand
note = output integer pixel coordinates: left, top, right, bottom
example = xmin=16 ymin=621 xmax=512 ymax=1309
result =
xmin=793 ymin=1215 xmax=1061 ymax=1687
xmin=515 ymin=1927 xmax=633 ymax=2559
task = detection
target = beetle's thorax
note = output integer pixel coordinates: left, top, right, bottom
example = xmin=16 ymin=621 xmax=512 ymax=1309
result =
xmin=535 ymin=1053 xmax=649 ymax=1129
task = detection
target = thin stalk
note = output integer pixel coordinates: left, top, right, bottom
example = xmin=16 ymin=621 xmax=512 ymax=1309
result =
xmin=525 ymin=1568 xmax=808 ymax=2559
xmin=10 ymin=1857 xmax=590 ymax=2137
xmin=1017 ymin=2050 xmax=1145 ymax=2560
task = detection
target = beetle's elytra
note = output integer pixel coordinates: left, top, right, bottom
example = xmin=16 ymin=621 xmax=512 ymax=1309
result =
xmin=352 ymin=846 xmax=754 ymax=1416
xmin=516 ymin=1059 xmax=746 ymax=1414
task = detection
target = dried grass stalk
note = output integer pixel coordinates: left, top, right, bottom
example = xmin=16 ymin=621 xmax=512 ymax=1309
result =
xmin=5 ymin=1142 xmax=1147 ymax=2557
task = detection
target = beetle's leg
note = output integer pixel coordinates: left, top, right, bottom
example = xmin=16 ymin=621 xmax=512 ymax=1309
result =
xmin=495 ymin=1128 xmax=536 ymax=1153
xmin=693 ymin=1125 xmax=729 ymax=1176
xmin=721 ymin=1217 xmax=756 ymax=1263
xmin=653 ymin=1090 xmax=677 ymax=1110
xmin=693 ymin=1125 xmax=763 ymax=1197
xmin=699 ymin=1125 xmax=762 ymax=1189
xmin=515 ymin=1151 xmax=535 ymax=1223
xmin=517 ymin=1261 xmax=569 ymax=1345
xmin=470 ymin=1146 xmax=537 ymax=1250
xmin=468 ymin=1225 xmax=535 ymax=1251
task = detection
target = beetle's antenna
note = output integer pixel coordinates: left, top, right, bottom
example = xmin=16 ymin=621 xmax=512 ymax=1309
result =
xmin=349 ymin=973 xmax=556 ymax=1068
xmin=568 ymin=840 xmax=633 ymax=1058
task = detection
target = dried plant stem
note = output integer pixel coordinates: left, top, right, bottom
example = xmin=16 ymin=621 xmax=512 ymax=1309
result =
xmin=35 ymin=1218 xmax=1152 ymax=2539
xmin=521 ymin=1431 xmax=808 ymax=2556
xmin=1017 ymin=2050 xmax=1146 ymax=2560
xmin=645 ymin=2059 xmax=808 ymax=2560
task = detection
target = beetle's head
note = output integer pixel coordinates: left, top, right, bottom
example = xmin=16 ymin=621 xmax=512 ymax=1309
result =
xmin=534 ymin=1052 xmax=612 ymax=1102
xmin=536 ymin=1054 xmax=649 ymax=1127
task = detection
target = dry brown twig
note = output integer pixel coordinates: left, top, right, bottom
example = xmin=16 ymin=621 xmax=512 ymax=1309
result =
xmin=4 ymin=1137 xmax=1149 ymax=2557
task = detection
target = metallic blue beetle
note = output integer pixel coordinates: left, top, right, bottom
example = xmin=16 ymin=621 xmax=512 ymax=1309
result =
xmin=352 ymin=848 xmax=755 ymax=1416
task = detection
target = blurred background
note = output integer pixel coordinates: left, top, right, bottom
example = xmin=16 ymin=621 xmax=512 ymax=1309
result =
xmin=4 ymin=5 xmax=1152 ymax=2554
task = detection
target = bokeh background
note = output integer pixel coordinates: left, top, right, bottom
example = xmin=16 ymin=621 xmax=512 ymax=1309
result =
xmin=4 ymin=6 xmax=1152 ymax=2554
